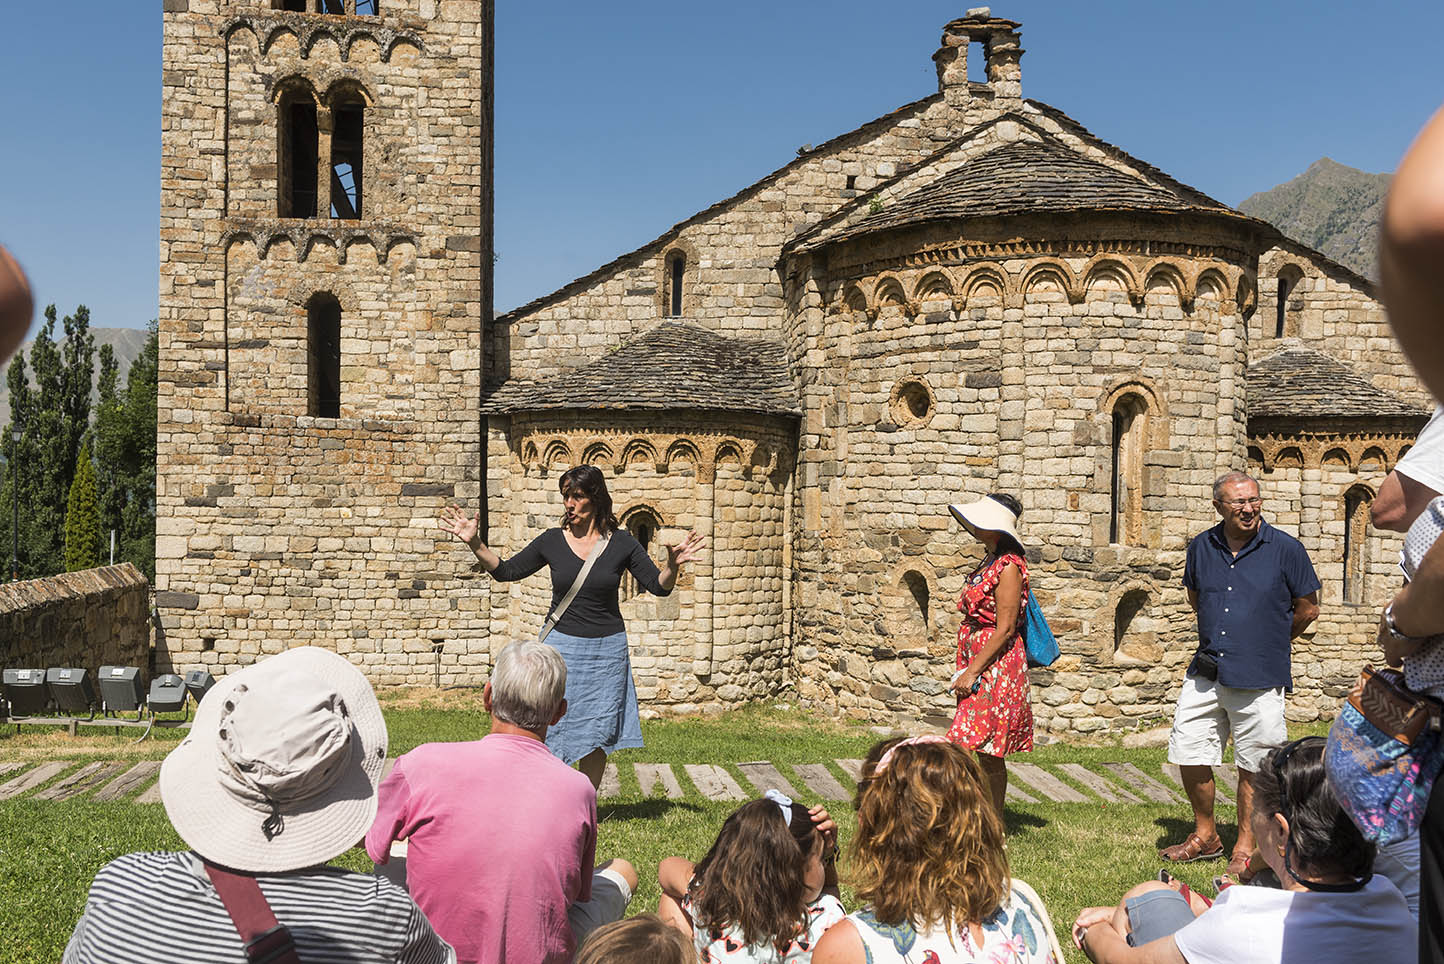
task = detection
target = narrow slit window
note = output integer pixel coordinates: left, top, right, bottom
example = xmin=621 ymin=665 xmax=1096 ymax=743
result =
xmin=669 ymin=255 xmax=685 ymax=317
xmin=1275 ymin=276 xmax=1290 ymax=338
xmin=1344 ymin=488 xmax=1372 ymax=605
xmin=330 ymin=99 xmax=365 ymax=219
xmin=308 ymin=295 xmax=342 ymax=419
xmin=903 ymin=570 xmax=929 ymax=630
xmin=1109 ymin=394 xmax=1147 ymax=545
xmin=622 ymin=513 xmax=658 ymax=601
xmin=279 ymin=95 xmax=319 ymax=218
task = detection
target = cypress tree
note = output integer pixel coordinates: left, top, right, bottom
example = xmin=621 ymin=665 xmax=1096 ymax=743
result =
xmin=64 ymin=444 xmax=102 ymax=572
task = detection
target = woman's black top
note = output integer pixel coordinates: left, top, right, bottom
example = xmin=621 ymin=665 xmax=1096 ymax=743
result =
xmin=489 ymin=528 xmax=670 ymax=638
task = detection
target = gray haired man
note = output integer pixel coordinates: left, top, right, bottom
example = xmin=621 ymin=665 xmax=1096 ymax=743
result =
xmin=367 ymin=641 xmax=637 ymax=964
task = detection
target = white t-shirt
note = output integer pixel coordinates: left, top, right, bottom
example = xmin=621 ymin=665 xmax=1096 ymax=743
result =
xmin=683 ymin=891 xmax=845 ymax=964
xmin=1397 ymin=406 xmax=1444 ymax=494
xmin=1171 ymin=875 xmax=1414 ymax=964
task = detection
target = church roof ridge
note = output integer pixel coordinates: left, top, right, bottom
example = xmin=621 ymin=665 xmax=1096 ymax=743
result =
xmin=481 ymin=321 xmax=800 ymax=417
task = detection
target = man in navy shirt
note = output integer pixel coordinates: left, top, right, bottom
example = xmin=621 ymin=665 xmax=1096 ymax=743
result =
xmin=1160 ymin=471 xmax=1320 ymax=877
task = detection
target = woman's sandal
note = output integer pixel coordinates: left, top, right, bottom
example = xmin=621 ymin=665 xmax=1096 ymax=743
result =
xmin=1158 ymin=831 xmax=1224 ymax=863
xmin=1158 ymin=869 xmax=1213 ymax=910
xmin=1225 ymin=849 xmax=1256 ymax=881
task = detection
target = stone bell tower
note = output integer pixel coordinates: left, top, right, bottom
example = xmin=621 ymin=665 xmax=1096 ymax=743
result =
xmin=156 ymin=0 xmax=493 ymax=683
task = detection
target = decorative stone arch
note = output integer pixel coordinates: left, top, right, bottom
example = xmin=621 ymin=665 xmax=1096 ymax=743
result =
xmin=913 ymin=270 xmax=955 ymax=306
xmin=1098 ymin=379 xmax=1169 ymax=447
xmin=1273 ymin=446 xmax=1304 ymax=469
xmin=1191 ymin=267 xmax=1232 ymax=306
xmin=1081 ymin=255 xmax=1143 ymax=307
xmin=841 ymin=282 xmax=868 ymax=318
xmin=664 ymin=439 xmax=702 ymax=475
xmin=1246 ymin=445 xmax=1265 ymax=474
xmin=1273 ymin=262 xmax=1306 ymax=338
xmin=1143 ymin=260 xmax=1190 ymax=309
xmin=520 ymin=441 xmax=539 ymax=467
xmin=872 ymin=275 xmax=907 ymax=314
xmin=541 ymin=439 xmax=573 ymax=471
xmin=1342 ymin=483 xmax=1375 ymax=605
xmin=618 ymin=438 xmax=658 ymax=473
xmin=955 ymin=262 xmax=1008 ymax=312
xmin=713 ymin=441 xmax=744 ymax=471
xmin=749 ymin=443 xmax=776 ymax=476
xmin=270 ymin=74 xmax=322 ymax=107
xmin=322 ymin=76 xmax=376 ymax=108
xmin=1321 ymin=447 xmax=1353 ymax=471
xmin=1236 ymin=272 xmax=1258 ymax=322
xmin=658 ymin=237 xmax=700 ymax=319
xmin=581 ymin=441 xmax=615 ymax=470
xmin=298 ymin=233 xmax=341 ymax=263
xmin=1359 ymin=446 xmax=1389 ymax=472
xmin=1019 ymin=259 xmax=1080 ymax=305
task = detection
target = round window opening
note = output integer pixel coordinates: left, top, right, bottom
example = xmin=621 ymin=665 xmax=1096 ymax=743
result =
xmin=892 ymin=379 xmax=934 ymax=425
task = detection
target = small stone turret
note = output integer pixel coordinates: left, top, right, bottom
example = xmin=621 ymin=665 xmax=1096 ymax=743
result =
xmin=933 ymin=8 xmax=1024 ymax=108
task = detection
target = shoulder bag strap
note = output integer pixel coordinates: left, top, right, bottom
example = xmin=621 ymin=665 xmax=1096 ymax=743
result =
xmin=540 ymin=530 xmax=610 ymax=643
xmin=203 ymin=861 xmax=303 ymax=964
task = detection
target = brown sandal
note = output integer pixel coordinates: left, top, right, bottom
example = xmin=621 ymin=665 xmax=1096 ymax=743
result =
xmin=1226 ymin=850 xmax=1255 ymax=881
xmin=1159 ymin=831 xmax=1224 ymax=863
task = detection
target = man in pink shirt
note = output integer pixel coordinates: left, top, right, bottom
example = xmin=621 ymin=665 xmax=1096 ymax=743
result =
xmin=367 ymin=641 xmax=637 ymax=964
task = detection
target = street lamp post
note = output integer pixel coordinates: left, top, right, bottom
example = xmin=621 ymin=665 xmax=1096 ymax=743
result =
xmin=10 ymin=424 xmax=19 ymax=582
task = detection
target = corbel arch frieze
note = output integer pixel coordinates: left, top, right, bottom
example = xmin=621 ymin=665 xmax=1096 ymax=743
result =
xmin=516 ymin=430 xmax=773 ymax=484
xmin=912 ymin=269 xmax=956 ymax=304
xmin=870 ymin=275 xmax=907 ymax=312
xmin=221 ymin=220 xmax=416 ymax=265
xmin=1018 ymin=258 xmax=1081 ymax=306
xmin=958 ymin=262 xmax=1009 ymax=309
xmin=220 ymin=15 xmax=425 ymax=64
xmin=1080 ymin=254 xmax=1144 ymax=307
xmin=1190 ymin=266 xmax=1235 ymax=309
xmin=1249 ymin=434 xmax=1414 ymax=473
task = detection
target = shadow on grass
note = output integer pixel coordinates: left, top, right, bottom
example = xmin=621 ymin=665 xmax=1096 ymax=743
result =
xmin=1003 ymin=808 xmax=1049 ymax=835
xmin=599 ymin=799 xmax=707 ymax=822
xmin=1152 ymin=815 xmax=1243 ymax=857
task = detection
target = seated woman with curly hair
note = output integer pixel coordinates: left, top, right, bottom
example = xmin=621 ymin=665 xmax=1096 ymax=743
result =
xmin=812 ymin=735 xmax=1062 ymax=964
xmin=1071 ymin=737 xmax=1414 ymax=964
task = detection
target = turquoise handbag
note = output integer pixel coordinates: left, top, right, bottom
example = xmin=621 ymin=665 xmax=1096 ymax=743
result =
xmin=1022 ymin=592 xmax=1059 ymax=668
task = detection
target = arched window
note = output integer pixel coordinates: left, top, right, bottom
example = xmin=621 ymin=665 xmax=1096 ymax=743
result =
xmin=330 ymin=94 xmax=365 ymax=219
xmin=274 ymin=0 xmax=308 ymax=10
xmin=902 ymin=570 xmax=930 ymax=630
xmin=1344 ymin=486 xmax=1373 ymax=605
xmin=621 ymin=509 xmax=661 ymax=601
xmin=667 ymin=252 xmax=685 ymax=317
xmin=1109 ymin=394 xmax=1148 ymax=545
xmin=278 ymin=89 xmax=319 ymax=218
xmin=307 ymin=294 xmax=342 ymax=419
xmin=355 ymin=0 xmax=378 ymax=12
xmin=1274 ymin=265 xmax=1304 ymax=338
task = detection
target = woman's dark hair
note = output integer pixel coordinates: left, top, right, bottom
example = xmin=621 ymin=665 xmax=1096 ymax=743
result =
xmin=688 ymin=797 xmax=820 ymax=953
xmin=1252 ymin=737 xmax=1375 ymax=884
xmin=558 ymin=465 xmax=620 ymax=533
xmin=984 ymin=492 xmax=1025 ymax=557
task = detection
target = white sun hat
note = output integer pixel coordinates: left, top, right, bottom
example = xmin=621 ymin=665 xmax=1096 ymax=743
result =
xmin=947 ymin=496 xmax=1025 ymax=549
xmin=159 ymin=646 xmax=387 ymax=874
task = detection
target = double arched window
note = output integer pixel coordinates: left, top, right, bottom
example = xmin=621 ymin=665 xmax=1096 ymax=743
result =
xmin=273 ymin=1 xmax=379 ymax=13
xmin=276 ymin=82 xmax=369 ymax=220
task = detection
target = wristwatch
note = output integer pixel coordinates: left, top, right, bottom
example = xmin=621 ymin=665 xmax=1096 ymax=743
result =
xmin=1383 ymin=602 xmax=1428 ymax=642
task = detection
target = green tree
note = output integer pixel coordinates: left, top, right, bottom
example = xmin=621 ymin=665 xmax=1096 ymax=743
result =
xmin=92 ymin=322 xmax=158 ymax=581
xmin=64 ymin=444 xmax=101 ymax=571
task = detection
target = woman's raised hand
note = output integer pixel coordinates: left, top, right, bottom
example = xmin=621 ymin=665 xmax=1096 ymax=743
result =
xmin=666 ymin=529 xmax=707 ymax=568
xmin=439 ymin=504 xmax=481 ymax=548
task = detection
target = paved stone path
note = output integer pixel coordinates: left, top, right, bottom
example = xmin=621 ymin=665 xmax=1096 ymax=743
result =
xmin=0 ymin=756 xmax=1243 ymax=807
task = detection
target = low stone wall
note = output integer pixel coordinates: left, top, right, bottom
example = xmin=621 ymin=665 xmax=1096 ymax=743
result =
xmin=0 ymin=564 xmax=150 ymax=676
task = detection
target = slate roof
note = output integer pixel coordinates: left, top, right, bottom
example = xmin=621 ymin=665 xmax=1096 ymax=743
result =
xmin=828 ymin=140 xmax=1234 ymax=244
xmin=482 ymin=322 xmax=800 ymax=417
xmin=1247 ymin=345 xmax=1426 ymax=420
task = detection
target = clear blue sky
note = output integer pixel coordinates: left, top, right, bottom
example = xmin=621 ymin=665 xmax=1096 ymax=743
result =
xmin=1 ymin=1 xmax=1441 ymax=336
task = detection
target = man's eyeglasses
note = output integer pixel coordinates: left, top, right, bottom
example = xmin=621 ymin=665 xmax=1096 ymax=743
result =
xmin=1219 ymin=497 xmax=1262 ymax=508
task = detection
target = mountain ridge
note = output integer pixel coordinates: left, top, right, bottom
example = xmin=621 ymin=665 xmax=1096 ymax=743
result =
xmin=1238 ymin=157 xmax=1390 ymax=282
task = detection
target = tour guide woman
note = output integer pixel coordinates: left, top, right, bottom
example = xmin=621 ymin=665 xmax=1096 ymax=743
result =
xmin=440 ymin=465 xmax=704 ymax=789
xmin=945 ymin=493 xmax=1033 ymax=819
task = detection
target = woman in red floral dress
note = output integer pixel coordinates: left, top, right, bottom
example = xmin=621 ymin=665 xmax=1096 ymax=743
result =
xmin=946 ymin=493 xmax=1033 ymax=818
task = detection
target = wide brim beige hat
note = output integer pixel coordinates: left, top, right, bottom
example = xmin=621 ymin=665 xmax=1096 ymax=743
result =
xmin=948 ymin=496 xmax=1025 ymax=548
xmin=160 ymin=646 xmax=387 ymax=874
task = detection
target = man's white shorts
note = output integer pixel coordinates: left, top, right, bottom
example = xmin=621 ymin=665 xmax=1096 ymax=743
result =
xmin=1167 ymin=676 xmax=1286 ymax=773
xmin=568 ymin=866 xmax=634 ymax=947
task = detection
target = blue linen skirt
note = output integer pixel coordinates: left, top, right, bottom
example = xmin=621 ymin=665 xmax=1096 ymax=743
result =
xmin=542 ymin=629 xmax=644 ymax=765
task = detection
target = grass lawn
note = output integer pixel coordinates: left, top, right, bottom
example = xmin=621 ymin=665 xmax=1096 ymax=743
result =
xmin=0 ymin=697 xmax=1332 ymax=964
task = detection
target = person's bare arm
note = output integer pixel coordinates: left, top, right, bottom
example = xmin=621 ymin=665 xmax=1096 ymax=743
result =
xmin=438 ymin=505 xmax=500 ymax=571
xmin=1186 ymin=588 xmax=1198 ymax=613
xmin=1373 ymin=470 xmax=1440 ymax=531
xmin=810 ymin=918 xmax=866 ymax=964
xmin=1290 ymin=592 xmax=1320 ymax=638
xmin=1077 ymin=924 xmax=1188 ymax=964
xmin=951 ymin=563 xmax=1022 ymax=695
xmin=657 ymin=856 xmax=695 ymax=899
xmin=1381 ymin=534 xmax=1444 ymax=664
xmin=1382 ymin=104 xmax=1444 ymax=401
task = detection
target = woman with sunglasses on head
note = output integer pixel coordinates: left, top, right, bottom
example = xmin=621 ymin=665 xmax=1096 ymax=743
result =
xmin=440 ymin=464 xmax=704 ymax=789
xmin=1071 ymin=737 xmax=1414 ymax=964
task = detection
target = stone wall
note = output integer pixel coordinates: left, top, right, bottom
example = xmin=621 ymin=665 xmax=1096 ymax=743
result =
xmin=1254 ymin=243 xmax=1427 ymax=407
xmin=156 ymin=1 xmax=490 ymax=683
xmin=0 ymin=565 xmax=150 ymax=677
xmin=483 ymin=411 xmax=795 ymax=711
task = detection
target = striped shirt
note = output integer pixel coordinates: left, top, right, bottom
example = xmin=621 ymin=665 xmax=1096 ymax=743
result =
xmin=63 ymin=851 xmax=455 ymax=964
